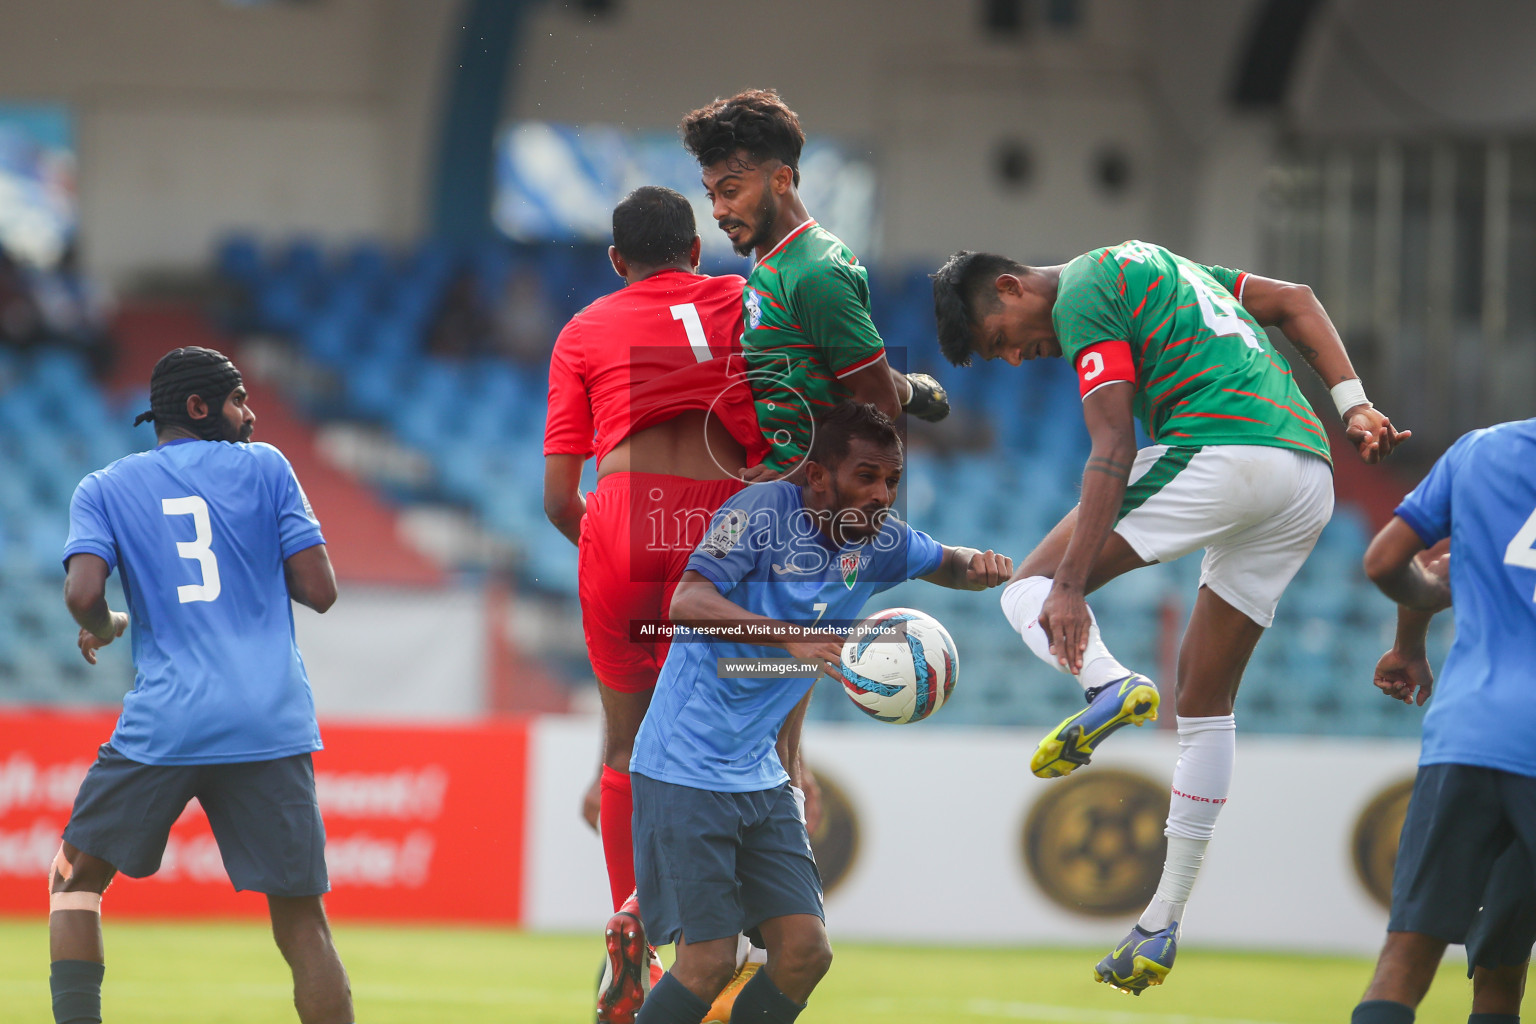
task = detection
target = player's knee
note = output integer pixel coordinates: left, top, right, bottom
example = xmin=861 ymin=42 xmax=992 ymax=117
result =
xmin=1172 ymin=678 xmax=1233 ymax=717
xmin=677 ymin=946 xmax=737 ymax=996
xmin=267 ymin=895 xmax=332 ymax=957
xmin=775 ymin=932 xmax=833 ymax=982
xmin=50 ymin=846 xmax=114 ymax=895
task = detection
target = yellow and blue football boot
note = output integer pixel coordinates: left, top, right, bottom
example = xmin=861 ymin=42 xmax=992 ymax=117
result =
xmin=1030 ymin=673 xmax=1159 ymax=779
xmin=1094 ymin=921 xmax=1178 ymax=994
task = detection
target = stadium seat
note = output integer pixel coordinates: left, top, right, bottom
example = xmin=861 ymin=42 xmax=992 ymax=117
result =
xmin=215 ymin=233 xmax=264 ymax=289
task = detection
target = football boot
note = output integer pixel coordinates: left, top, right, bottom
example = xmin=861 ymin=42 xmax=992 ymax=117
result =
xmin=1030 ymin=673 xmax=1159 ymax=779
xmin=596 ymin=891 xmax=653 ymax=1023
xmin=1093 ymin=921 xmax=1178 ymax=994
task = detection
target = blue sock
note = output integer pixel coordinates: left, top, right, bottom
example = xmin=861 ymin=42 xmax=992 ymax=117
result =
xmin=730 ymin=967 xmax=806 ymax=1024
xmin=635 ymin=972 xmax=710 ymax=1024
xmin=1353 ymin=1000 xmax=1415 ymax=1024
xmin=1467 ymin=1015 xmax=1518 ymax=1024
xmin=50 ymin=959 xmax=104 ymax=1024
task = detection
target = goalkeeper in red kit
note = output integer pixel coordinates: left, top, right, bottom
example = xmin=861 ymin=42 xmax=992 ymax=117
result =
xmin=543 ymin=186 xmax=777 ymax=1024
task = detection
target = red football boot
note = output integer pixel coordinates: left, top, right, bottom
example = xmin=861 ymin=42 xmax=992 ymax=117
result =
xmin=596 ymin=891 xmax=651 ymax=1024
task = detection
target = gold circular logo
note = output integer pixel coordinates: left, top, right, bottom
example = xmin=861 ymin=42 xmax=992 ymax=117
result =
xmin=1022 ymin=770 xmax=1169 ymax=917
xmin=807 ymin=768 xmax=859 ymax=897
xmin=1352 ymin=777 xmax=1415 ymax=910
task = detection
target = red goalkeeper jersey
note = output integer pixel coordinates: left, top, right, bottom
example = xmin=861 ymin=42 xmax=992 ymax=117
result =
xmin=544 ymin=270 xmax=769 ymax=467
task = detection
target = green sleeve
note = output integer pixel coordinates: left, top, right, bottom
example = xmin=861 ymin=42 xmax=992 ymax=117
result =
xmin=791 ymin=258 xmax=886 ymax=376
xmin=1050 ymin=253 xmax=1131 ymax=363
xmin=1199 ymin=263 xmax=1246 ymax=298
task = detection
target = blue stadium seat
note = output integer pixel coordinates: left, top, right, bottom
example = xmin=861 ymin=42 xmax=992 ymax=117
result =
xmin=215 ymin=233 xmax=264 ymax=288
xmin=279 ymin=237 xmax=326 ymax=283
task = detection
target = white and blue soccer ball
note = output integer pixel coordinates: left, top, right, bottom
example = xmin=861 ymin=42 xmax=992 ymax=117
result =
xmin=835 ymin=607 xmax=958 ymax=724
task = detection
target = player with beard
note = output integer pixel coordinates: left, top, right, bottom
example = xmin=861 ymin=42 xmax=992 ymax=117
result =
xmin=628 ymin=403 xmax=1011 ymax=1024
xmin=544 ymin=186 xmax=800 ymax=1023
xmin=680 ymin=88 xmax=951 ymax=483
xmin=53 ymin=346 xmax=352 ymax=1024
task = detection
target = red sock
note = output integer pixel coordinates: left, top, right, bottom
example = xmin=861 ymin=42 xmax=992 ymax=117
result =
xmin=599 ymin=765 xmax=635 ymax=912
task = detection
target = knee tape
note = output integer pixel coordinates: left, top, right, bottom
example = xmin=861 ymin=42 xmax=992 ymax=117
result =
xmin=49 ymin=846 xmax=103 ymax=913
xmin=50 ymin=891 xmax=102 ymax=914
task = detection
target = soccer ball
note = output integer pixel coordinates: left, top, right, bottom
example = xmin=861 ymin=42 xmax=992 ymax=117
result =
xmin=835 ymin=607 xmax=958 ymax=724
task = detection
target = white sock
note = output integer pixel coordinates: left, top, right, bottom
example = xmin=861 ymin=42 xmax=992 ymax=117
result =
xmin=1138 ymin=715 xmax=1237 ymax=933
xmin=1000 ymin=576 xmax=1133 ymax=693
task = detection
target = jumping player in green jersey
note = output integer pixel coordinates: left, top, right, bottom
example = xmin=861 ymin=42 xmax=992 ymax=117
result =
xmin=932 ymin=241 xmax=1410 ymax=995
xmin=681 ymin=89 xmax=950 ymax=481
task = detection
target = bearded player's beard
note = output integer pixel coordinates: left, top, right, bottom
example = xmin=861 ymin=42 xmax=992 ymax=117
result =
xmin=729 ymin=192 xmax=780 ymax=257
xmin=828 ymin=484 xmax=891 ymax=546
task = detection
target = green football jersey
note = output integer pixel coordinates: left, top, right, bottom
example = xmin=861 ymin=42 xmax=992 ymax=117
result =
xmin=742 ymin=220 xmax=887 ymax=473
xmin=1052 ymin=240 xmax=1331 ymax=463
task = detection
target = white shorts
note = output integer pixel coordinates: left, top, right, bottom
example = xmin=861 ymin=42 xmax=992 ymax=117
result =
xmin=1111 ymin=444 xmax=1334 ymax=628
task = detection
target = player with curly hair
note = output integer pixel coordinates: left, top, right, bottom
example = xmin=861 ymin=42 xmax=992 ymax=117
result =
xmin=680 ymin=89 xmax=950 ymax=484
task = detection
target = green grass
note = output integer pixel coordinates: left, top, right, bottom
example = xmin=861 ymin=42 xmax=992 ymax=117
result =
xmin=0 ymin=917 xmax=1512 ymax=1023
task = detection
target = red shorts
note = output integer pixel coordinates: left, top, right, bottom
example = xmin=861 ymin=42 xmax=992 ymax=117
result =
xmin=578 ymin=472 xmax=746 ymax=693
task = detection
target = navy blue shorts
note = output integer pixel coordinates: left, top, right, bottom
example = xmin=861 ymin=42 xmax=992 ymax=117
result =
xmin=63 ymin=744 xmax=329 ymax=898
xmin=631 ymin=773 xmax=823 ymax=946
xmin=1389 ymin=763 xmax=1536 ymax=971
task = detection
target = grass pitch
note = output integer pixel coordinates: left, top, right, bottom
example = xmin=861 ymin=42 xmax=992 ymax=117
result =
xmin=0 ymin=917 xmax=1511 ymax=1023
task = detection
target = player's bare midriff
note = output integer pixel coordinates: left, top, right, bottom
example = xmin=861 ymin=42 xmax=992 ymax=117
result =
xmin=598 ymin=409 xmax=745 ymax=482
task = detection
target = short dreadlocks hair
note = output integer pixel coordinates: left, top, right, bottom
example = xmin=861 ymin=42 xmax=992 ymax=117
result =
xmin=134 ymin=346 xmax=243 ymax=439
xmin=930 ymin=250 xmax=1033 ymax=367
xmin=681 ymin=89 xmax=805 ymax=187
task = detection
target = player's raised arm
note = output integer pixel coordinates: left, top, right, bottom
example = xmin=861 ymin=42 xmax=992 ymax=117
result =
xmin=835 ymin=353 xmax=903 ymax=422
xmin=1235 ymin=274 xmax=1410 ymax=464
xmin=920 ymin=546 xmax=1013 ymax=590
xmin=669 ymin=570 xmax=843 ymax=672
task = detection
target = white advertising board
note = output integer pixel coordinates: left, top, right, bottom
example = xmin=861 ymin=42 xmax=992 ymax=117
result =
xmin=524 ymin=715 xmax=1420 ymax=955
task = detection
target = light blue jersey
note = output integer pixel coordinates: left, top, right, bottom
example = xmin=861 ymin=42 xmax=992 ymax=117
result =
xmin=1395 ymin=418 xmax=1536 ymax=777
xmin=631 ymin=481 xmax=944 ymax=793
xmin=63 ymin=439 xmax=326 ymax=765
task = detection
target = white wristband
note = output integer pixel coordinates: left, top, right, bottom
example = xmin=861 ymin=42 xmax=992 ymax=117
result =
xmin=1330 ymin=378 xmax=1370 ymax=419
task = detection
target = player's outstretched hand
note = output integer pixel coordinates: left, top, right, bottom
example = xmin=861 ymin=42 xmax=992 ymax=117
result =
xmin=1373 ymin=646 xmax=1433 ymax=706
xmin=786 ymin=631 xmax=844 ymax=675
xmin=903 ymin=373 xmax=951 ymax=422
xmin=78 ymin=611 xmax=129 ymax=666
xmin=1345 ymin=406 xmax=1411 ymax=464
xmin=1038 ymin=584 xmax=1092 ymax=674
xmin=965 ymin=550 xmax=1014 ymax=589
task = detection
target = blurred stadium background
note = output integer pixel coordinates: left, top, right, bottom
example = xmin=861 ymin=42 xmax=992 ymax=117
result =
xmin=0 ymin=1 xmax=1530 ymax=1020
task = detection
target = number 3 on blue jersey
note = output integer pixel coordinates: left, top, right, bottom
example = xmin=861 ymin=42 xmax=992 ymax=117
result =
xmin=162 ymin=496 xmax=222 ymax=603
xmin=1506 ymin=504 xmax=1536 ymax=602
